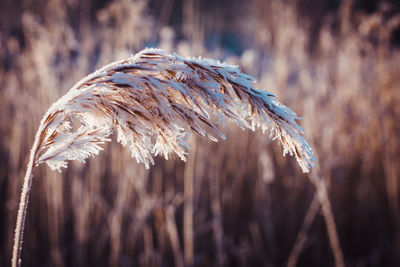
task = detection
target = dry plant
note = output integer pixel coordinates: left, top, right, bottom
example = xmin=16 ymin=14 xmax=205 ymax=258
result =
xmin=11 ymin=48 xmax=315 ymax=267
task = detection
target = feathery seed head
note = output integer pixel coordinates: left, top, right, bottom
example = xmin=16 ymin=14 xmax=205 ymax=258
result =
xmin=33 ymin=48 xmax=316 ymax=172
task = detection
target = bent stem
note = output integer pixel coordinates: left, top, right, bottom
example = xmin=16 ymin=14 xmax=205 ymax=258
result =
xmin=12 ymin=135 xmax=41 ymax=267
xmin=308 ymin=171 xmax=344 ymax=267
xmin=287 ymin=194 xmax=320 ymax=267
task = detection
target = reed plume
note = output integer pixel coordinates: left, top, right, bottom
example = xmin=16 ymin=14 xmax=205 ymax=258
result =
xmin=12 ymin=48 xmax=315 ymax=267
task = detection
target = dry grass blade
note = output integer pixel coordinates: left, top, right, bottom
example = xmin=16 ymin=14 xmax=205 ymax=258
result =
xmin=12 ymin=48 xmax=316 ymax=267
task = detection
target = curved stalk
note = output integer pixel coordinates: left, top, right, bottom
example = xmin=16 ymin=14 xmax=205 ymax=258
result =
xmin=11 ymin=134 xmax=41 ymax=267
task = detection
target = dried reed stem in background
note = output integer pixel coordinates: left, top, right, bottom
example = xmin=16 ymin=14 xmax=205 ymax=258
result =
xmin=309 ymin=172 xmax=344 ymax=267
xmin=183 ymin=138 xmax=196 ymax=266
xmin=288 ymin=176 xmax=344 ymax=267
xmin=287 ymin=194 xmax=320 ymax=267
xmin=209 ymin=159 xmax=225 ymax=266
xmin=166 ymin=205 xmax=185 ymax=267
xmin=12 ymin=48 xmax=315 ymax=267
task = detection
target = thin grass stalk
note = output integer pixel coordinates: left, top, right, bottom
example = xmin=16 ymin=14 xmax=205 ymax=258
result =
xmin=166 ymin=205 xmax=185 ymax=267
xmin=12 ymin=133 xmax=41 ymax=267
xmin=309 ymin=171 xmax=344 ymax=267
xmin=287 ymin=194 xmax=320 ymax=267
xmin=209 ymin=164 xmax=225 ymax=266
xmin=183 ymin=138 xmax=196 ymax=266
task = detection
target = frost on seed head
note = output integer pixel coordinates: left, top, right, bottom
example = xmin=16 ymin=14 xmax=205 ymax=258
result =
xmin=33 ymin=48 xmax=316 ymax=173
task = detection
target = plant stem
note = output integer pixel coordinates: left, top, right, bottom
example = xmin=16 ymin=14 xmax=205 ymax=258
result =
xmin=287 ymin=194 xmax=320 ymax=267
xmin=183 ymin=138 xmax=195 ymax=266
xmin=309 ymin=171 xmax=345 ymax=267
xmin=12 ymin=141 xmax=39 ymax=267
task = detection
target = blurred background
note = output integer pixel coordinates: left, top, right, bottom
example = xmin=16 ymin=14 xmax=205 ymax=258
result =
xmin=1 ymin=0 xmax=400 ymax=266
